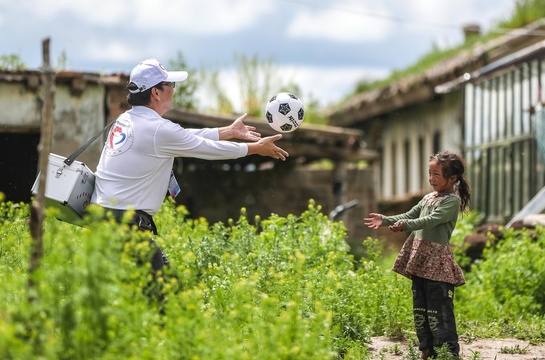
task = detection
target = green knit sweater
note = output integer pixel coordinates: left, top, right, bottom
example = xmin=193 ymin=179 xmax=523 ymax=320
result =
xmin=381 ymin=192 xmax=460 ymax=246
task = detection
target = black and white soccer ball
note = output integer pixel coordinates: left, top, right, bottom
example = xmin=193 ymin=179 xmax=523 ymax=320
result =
xmin=265 ymin=92 xmax=305 ymax=133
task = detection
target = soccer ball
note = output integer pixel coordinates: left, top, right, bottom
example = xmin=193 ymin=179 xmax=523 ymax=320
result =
xmin=265 ymin=92 xmax=305 ymax=133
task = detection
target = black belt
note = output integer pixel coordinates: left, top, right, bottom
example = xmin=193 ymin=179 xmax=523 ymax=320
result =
xmin=104 ymin=208 xmax=157 ymax=235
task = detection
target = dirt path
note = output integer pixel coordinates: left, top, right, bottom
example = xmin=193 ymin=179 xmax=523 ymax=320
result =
xmin=369 ymin=336 xmax=545 ymax=359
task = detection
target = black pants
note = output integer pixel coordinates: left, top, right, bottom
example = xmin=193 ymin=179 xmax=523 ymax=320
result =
xmin=107 ymin=208 xmax=169 ymax=271
xmin=105 ymin=208 xmax=176 ymax=313
xmin=412 ymin=276 xmax=460 ymax=356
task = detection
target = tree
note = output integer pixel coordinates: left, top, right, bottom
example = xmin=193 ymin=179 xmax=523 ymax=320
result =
xmin=235 ymin=53 xmax=276 ymax=117
xmin=168 ymin=52 xmax=199 ymax=110
xmin=0 ymin=54 xmax=26 ymax=71
xmin=195 ymin=52 xmax=326 ymax=124
xmin=201 ymin=68 xmax=235 ymax=114
xmin=56 ymin=50 xmax=68 ymax=70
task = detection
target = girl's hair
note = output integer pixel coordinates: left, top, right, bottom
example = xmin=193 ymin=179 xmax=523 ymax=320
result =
xmin=430 ymin=150 xmax=471 ymax=212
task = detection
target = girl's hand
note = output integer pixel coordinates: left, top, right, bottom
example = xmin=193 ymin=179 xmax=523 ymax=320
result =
xmin=364 ymin=213 xmax=383 ymax=229
xmin=389 ymin=220 xmax=404 ymax=233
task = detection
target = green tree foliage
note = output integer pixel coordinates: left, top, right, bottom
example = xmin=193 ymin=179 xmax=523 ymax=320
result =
xmin=0 ymin=54 xmax=26 ymax=71
xmin=235 ymin=52 xmax=276 ymax=117
xmin=168 ymin=51 xmax=199 ymax=110
xmin=275 ymin=83 xmax=328 ymax=125
xmin=303 ymin=96 xmax=332 ymax=125
xmin=56 ymin=50 xmax=68 ymax=70
xmin=235 ymin=54 xmax=328 ymax=124
xmin=200 ymin=68 xmax=236 ymax=114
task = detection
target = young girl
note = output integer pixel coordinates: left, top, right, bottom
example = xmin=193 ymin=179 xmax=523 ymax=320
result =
xmin=364 ymin=150 xmax=471 ymax=359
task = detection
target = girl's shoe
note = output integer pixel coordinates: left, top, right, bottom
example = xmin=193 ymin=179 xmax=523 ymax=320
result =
xmin=421 ymin=349 xmax=432 ymax=359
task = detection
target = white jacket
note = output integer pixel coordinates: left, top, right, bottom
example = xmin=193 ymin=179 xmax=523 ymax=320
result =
xmin=91 ymin=106 xmax=248 ymax=215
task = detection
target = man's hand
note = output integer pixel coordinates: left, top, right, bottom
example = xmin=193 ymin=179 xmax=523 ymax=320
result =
xmin=219 ymin=113 xmax=261 ymax=142
xmin=246 ymin=134 xmax=289 ymax=160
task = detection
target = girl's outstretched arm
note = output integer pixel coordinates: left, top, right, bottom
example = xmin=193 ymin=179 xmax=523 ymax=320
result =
xmin=364 ymin=213 xmax=383 ymax=229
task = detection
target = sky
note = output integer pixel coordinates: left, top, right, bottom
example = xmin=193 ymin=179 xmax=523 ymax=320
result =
xmin=0 ymin=0 xmax=517 ymax=111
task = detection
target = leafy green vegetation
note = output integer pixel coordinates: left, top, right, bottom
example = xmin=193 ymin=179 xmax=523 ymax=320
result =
xmin=497 ymin=0 xmax=545 ymax=29
xmin=0 ymin=54 xmax=26 ymax=71
xmin=168 ymin=52 xmax=199 ymax=111
xmin=1 ymin=199 xmax=544 ymax=359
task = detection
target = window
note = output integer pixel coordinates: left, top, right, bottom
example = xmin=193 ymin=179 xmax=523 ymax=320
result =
xmin=463 ymin=57 xmax=545 ymax=222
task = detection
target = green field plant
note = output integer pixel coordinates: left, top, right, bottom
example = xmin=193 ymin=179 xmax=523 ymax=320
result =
xmin=0 ymin=199 xmax=412 ymax=359
xmin=1 ymin=199 xmax=544 ymax=359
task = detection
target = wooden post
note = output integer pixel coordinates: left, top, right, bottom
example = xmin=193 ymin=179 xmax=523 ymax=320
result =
xmin=28 ymin=37 xmax=55 ymax=301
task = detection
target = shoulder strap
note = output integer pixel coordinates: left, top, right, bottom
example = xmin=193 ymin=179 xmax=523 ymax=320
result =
xmin=63 ymin=119 xmax=116 ymax=166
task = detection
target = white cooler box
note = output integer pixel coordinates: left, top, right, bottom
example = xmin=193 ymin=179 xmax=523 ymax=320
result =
xmin=32 ymin=153 xmax=95 ymax=225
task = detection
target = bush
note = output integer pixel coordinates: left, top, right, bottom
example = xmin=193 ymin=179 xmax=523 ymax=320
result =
xmin=456 ymin=226 xmax=545 ymax=341
xmin=1 ymin=199 xmax=411 ymax=359
xmin=2 ymin=198 xmax=544 ymax=359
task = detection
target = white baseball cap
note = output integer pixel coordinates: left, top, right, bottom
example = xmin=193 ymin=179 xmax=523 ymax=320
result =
xmin=128 ymin=58 xmax=188 ymax=93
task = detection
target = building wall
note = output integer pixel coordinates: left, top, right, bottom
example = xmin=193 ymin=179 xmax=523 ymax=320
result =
xmin=0 ymin=76 xmax=109 ymax=203
xmin=377 ymin=91 xmax=463 ymax=201
xmin=50 ymin=84 xmax=106 ymax=168
xmin=0 ymin=78 xmax=106 ymax=169
xmin=364 ymin=52 xmax=544 ymax=226
xmin=0 ymin=81 xmax=42 ymax=129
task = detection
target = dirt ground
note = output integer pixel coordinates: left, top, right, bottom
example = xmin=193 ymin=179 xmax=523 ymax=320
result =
xmin=368 ymin=336 xmax=545 ymax=359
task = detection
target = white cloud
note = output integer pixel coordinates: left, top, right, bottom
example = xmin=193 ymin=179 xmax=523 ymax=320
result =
xmin=83 ymin=40 xmax=136 ymax=64
xmin=19 ymin=0 xmax=126 ymax=24
xmin=408 ymin=1 xmax=469 ymax=26
xmin=15 ymin=0 xmax=273 ymax=34
xmin=287 ymin=1 xmax=394 ymax=43
xmin=129 ymin=0 xmax=264 ymax=33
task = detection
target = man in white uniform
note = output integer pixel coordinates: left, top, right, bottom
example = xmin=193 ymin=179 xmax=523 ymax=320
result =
xmin=91 ymin=58 xmax=288 ymax=273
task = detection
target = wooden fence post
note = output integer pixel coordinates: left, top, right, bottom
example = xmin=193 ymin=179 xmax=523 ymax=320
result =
xmin=28 ymin=37 xmax=55 ymax=301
